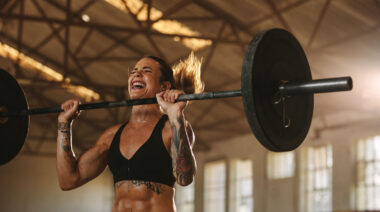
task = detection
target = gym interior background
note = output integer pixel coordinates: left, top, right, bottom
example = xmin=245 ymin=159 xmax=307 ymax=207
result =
xmin=1 ymin=0 xmax=380 ymax=211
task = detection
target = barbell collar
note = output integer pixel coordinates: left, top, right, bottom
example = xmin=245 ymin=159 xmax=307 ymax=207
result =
xmin=278 ymin=77 xmax=353 ymax=95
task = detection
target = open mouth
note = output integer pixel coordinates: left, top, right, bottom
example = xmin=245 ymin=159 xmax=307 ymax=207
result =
xmin=131 ymin=81 xmax=146 ymax=90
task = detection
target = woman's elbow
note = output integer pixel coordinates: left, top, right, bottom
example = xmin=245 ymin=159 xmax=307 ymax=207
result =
xmin=176 ymin=174 xmax=194 ymax=186
xmin=59 ymin=181 xmax=75 ymax=191
xmin=58 ymin=176 xmax=81 ymax=191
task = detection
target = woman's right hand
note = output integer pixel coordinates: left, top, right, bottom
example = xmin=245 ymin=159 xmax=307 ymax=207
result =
xmin=58 ymin=99 xmax=80 ymax=123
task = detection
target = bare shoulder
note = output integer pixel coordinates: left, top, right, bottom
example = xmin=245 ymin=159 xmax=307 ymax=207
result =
xmin=95 ymin=124 xmax=123 ymax=148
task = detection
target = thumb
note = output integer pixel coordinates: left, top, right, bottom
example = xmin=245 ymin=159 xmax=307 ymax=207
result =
xmin=156 ymin=91 xmax=164 ymax=102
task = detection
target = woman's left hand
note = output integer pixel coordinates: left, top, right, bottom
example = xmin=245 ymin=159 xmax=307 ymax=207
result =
xmin=156 ymin=90 xmax=187 ymax=115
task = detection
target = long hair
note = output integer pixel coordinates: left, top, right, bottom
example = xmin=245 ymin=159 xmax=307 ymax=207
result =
xmin=145 ymin=52 xmax=204 ymax=94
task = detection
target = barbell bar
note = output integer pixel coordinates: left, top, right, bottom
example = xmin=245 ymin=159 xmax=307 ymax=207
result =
xmin=0 ymin=28 xmax=353 ymax=165
xmin=0 ymin=76 xmax=351 ymax=117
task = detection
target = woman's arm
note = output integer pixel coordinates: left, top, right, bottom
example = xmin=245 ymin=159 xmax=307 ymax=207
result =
xmin=56 ymin=99 xmax=118 ymax=190
xmin=157 ymin=90 xmax=197 ymax=186
xmin=168 ymin=111 xmax=196 ymax=186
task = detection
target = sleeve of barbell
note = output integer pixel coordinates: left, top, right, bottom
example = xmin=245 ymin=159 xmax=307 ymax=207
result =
xmin=278 ymin=77 xmax=353 ymax=95
xmin=177 ymin=90 xmax=242 ymax=101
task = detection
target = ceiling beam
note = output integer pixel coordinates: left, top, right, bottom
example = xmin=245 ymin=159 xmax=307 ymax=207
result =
xmin=265 ymin=0 xmax=292 ymax=32
xmin=201 ymin=22 xmax=227 ymax=77
xmin=152 ymin=0 xmax=192 ymax=22
xmin=248 ymin=0 xmax=308 ymax=27
xmin=310 ymin=23 xmax=380 ymax=52
xmin=192 ymin=0 xmax=254 ymax=36
xmin=15 ymin=0 xmax=24 ymax=77
xmin=306 ymin=0 xmax=331 ymax=50
xmin=0 ymin=32 xmax=117 ymax=97
xmin=0 ymin=13 xmax=245 ymax=45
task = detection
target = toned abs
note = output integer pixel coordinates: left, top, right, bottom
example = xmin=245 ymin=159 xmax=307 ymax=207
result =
xmin=113 ymin=180 xmax=174 ymax=212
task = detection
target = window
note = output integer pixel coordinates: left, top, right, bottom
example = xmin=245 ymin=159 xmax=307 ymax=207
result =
xmin=175 ymin=182 xmax=195 ymax=212
xmin=300 ymin=145 xmax=333 ymax=212
xmin=267 ymin=151 xmax=295 ymax=179
xmin=204 ymin=160 xmax=226 ymax=212
xmin=229 ymin=159 xmax=253 ymax=212
xmin=356 ymin=136 xmax=380 ymax=210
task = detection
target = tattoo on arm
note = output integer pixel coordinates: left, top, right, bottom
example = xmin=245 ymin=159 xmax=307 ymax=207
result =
xmin=58 ymin=122 xmax=72 ymax=153
xmin=58 ymin=122 xmax=70 ymax=133
xmin=171 ymin=117 xmax=184 ymax=151
xmin=171 ymin=115 xmax=195 ymax=185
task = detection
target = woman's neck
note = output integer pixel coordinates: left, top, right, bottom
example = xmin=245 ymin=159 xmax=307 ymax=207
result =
xmin=129 ymin=105 xmax=162 ymax=124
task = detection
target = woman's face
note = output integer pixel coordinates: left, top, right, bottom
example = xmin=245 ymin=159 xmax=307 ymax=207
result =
xmin=128 ymin=58 xmax=164 ymax=99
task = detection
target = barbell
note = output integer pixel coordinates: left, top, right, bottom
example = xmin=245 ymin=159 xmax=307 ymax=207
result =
xmin=0 ymin=28 xmax=352 ymax=165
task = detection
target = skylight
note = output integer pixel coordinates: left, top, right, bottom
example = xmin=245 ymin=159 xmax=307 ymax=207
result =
xmin=104 ymin=0 xmax=212 ymax=51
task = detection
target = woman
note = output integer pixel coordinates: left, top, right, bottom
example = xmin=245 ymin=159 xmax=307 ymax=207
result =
xmin=56 ymin=53 xmax=203 ymax=212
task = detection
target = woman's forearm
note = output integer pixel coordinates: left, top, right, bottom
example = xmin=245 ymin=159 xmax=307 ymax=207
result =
xmin=169 ymin=111 xmax=196 ymax=186
xmin=56 ymin=121 xmax=79 ymax=189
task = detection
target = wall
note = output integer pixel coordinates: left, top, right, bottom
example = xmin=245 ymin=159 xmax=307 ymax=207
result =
xmin=192 ymin=112 xmax=380 ymax=212
xmin=1 ymin=112 xmax=379 ymax=212
xmin=0 ymin=154 xmax=114 ymax=212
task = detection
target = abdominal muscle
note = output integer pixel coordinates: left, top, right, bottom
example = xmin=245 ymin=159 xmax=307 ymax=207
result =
xmin=113 ymin=180 xmax=175 ymax=212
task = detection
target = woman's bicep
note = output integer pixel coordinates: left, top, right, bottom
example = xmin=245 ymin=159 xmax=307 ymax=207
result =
xmin=76 ymin=125 xmax=119 ymax=185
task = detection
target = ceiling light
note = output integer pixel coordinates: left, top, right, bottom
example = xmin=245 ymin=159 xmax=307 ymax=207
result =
xmin=0 ymin=42 xmax=100 ymax=101
xmin=81 ymin=14 xmax=91 ymax=22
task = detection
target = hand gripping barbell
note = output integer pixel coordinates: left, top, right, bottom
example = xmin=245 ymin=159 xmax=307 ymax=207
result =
xmin=0 ymin=28 xmax=353 ymax=165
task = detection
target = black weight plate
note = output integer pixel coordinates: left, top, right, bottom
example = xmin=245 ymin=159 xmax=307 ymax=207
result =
xmin=242 ymin=28 xmax=313 ymax=152
xmin=0 ymin=69 xmax=29 ymax=165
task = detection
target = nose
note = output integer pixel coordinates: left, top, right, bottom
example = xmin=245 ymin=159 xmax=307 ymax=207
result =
xmin=135 ymin=69 xmax=144 ymax=77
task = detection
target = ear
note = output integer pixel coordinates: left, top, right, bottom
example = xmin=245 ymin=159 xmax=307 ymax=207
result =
xmin=161 ymin=81 xmax=172 ymax=91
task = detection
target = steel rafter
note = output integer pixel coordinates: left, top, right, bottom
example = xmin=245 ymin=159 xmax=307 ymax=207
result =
xmin=265 ymin=0 xmax=291 ymax=32
xmin=306 ymin=0 xmax=331 ymax=50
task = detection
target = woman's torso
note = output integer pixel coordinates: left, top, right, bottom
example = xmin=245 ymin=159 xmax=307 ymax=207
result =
xmin=107 ymin=115 xmax=176 ymax=212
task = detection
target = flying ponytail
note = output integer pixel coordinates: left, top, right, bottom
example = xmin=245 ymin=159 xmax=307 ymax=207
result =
xmin=172 ymin=51 xmax=204 ymax=94
xmin=145 ymin=52 xmax=204 ymax=95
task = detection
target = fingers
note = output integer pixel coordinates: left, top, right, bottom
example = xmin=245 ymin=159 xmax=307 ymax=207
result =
xmin=156 ymin=91 xmax=165 ymax=104
xmin=61 ymin=99 xmax=80 ymax=113
xmin=162 ymin=90 xmax=184 ymax=103
xmin=59 ymin=99 xmax=81 ymax=122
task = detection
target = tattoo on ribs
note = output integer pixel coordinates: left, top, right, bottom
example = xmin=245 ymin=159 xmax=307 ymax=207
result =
xmin=115 ymin=181 xmax=126 ymax=189
xmin=131 ymin=180 xmax=163 ymax=194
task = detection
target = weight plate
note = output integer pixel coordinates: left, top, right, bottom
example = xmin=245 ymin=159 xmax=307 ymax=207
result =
xmin=242 ymin=28 xmax=313 ymax=152
xmin=0 ymin=69 xmax=29 ymax=165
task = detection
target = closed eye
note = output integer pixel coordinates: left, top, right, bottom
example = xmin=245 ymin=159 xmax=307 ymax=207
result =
xmin=130 ymin=66 xmax=152 ymax=75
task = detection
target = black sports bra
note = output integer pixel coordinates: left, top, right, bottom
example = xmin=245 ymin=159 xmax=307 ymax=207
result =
xmin=107 ymin=115 xmax=175 ymax=187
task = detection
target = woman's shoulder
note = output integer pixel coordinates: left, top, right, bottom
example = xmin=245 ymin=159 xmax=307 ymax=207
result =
xmin=96 ymin=123 xmax=125 ymax=147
